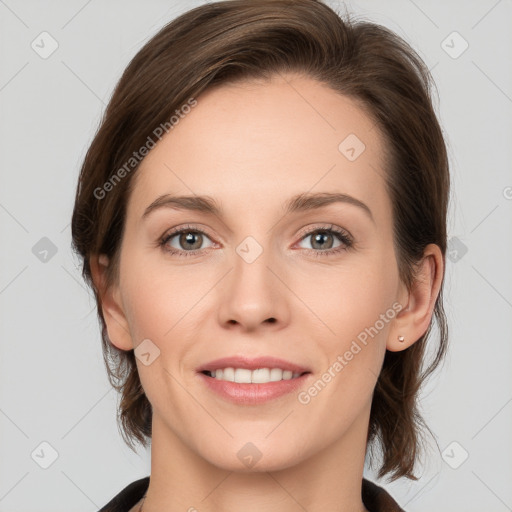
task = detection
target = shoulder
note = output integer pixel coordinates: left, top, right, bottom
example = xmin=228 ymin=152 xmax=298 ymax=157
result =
xmin=98 ymin=476 xmax=150 ymax=512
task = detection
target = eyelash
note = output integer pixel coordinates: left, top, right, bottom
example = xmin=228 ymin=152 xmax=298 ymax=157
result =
xmin=158 ymin=223 xmax=354 ymax=259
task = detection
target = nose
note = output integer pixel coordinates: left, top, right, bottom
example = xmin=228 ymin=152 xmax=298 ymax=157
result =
xmin=217 ymin=244 xmax=290 ymax=332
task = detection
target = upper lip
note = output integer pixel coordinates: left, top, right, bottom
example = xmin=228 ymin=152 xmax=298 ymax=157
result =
xmin=197 ymin=356 xmax=311 ymax=375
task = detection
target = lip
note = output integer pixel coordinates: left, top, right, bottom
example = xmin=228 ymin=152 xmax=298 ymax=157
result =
xmin=197 ymin=371 xmax=312 ymax=405
xmin=197 ymin=356 xmax=311 ymax=374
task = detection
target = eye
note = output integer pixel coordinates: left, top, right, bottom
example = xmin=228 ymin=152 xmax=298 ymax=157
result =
xmin=295 ymin=225 xmax=353 ymax=257
xmin=159 ymin=225 xmax=215 ymax=257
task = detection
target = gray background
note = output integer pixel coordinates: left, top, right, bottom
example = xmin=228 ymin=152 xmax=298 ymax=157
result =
xmin=1 ymin=0 xmax=511 ymax=510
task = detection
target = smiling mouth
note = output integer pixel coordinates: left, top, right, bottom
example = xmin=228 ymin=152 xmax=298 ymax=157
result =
xmin=201 ymin=368 xmax=310 ymax=384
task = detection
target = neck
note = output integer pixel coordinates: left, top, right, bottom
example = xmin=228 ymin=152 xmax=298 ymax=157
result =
xmin=141 ymin=406 xmax=371 ymax=512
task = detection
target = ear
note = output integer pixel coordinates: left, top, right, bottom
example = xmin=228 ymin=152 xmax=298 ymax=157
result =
xmin=387 ymin=243 xmax=444 ymax=352
xmin=89 ymin=253 xmax=134 ymax=351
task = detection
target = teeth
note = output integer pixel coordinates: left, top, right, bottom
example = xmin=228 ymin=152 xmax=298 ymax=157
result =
xmin=208 ymin=368 xmax=301 ymax=383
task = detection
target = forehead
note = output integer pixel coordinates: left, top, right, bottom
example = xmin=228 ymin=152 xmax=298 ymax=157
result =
xmin=129 ymin=74 xmax=390 ymax=223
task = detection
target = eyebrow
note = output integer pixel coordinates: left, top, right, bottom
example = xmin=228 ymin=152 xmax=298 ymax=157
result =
xmin=142 ymin=191 xmax=374 ymax=224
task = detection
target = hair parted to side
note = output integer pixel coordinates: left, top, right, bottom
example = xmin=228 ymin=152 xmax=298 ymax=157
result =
xmin=71 ymin=0 xmax=449 ymax=482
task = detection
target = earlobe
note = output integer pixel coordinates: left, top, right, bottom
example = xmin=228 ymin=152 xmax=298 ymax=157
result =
xmin=387 ymin=244 xmax=444 ymax=352
xmin=89 ymin=253 xmax=134 ymax=351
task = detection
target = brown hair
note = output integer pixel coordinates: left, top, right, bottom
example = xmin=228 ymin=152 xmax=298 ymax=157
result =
xmin=71 ymin=0 xmax=449 ymax=481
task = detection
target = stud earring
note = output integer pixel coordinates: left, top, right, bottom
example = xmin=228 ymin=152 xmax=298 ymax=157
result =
xmin=398 ymin=335 xmax=405 ymax=343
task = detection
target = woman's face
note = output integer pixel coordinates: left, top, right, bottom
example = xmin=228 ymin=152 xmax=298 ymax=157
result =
xmin=106 ymin=73 xmax=408 ymax=471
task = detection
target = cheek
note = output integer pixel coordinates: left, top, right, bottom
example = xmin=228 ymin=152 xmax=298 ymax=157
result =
xmin=296 ymin=257 xmax=398 ymax=346
xmin=120 ymin=253 xmax=208 ymax=343
xmin=296 ymin=261 xmax=397 ymax=417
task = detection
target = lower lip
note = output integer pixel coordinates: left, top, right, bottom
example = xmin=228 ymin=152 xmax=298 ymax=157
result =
xmin=197 ymin=372 xmax=311 ymax=404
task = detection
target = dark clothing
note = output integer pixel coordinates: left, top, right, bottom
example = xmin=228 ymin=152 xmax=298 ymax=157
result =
xmin=98 ymin=476 xmax=405 ymax=511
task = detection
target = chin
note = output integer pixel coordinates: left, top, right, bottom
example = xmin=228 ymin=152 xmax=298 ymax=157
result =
xmin=200 ymin=438 xmax=308 ymax=473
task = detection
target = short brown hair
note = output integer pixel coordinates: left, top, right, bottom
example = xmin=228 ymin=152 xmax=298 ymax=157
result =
xmin=71 ymin=0 xmax=449 ymax=481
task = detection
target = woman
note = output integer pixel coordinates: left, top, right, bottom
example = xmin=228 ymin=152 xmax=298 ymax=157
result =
xmin=71 ymin=0 xmax=449 ymax=510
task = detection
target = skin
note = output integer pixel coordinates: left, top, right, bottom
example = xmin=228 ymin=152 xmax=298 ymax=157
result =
xmin=91 ymin=73 xmax=443 ymax=512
